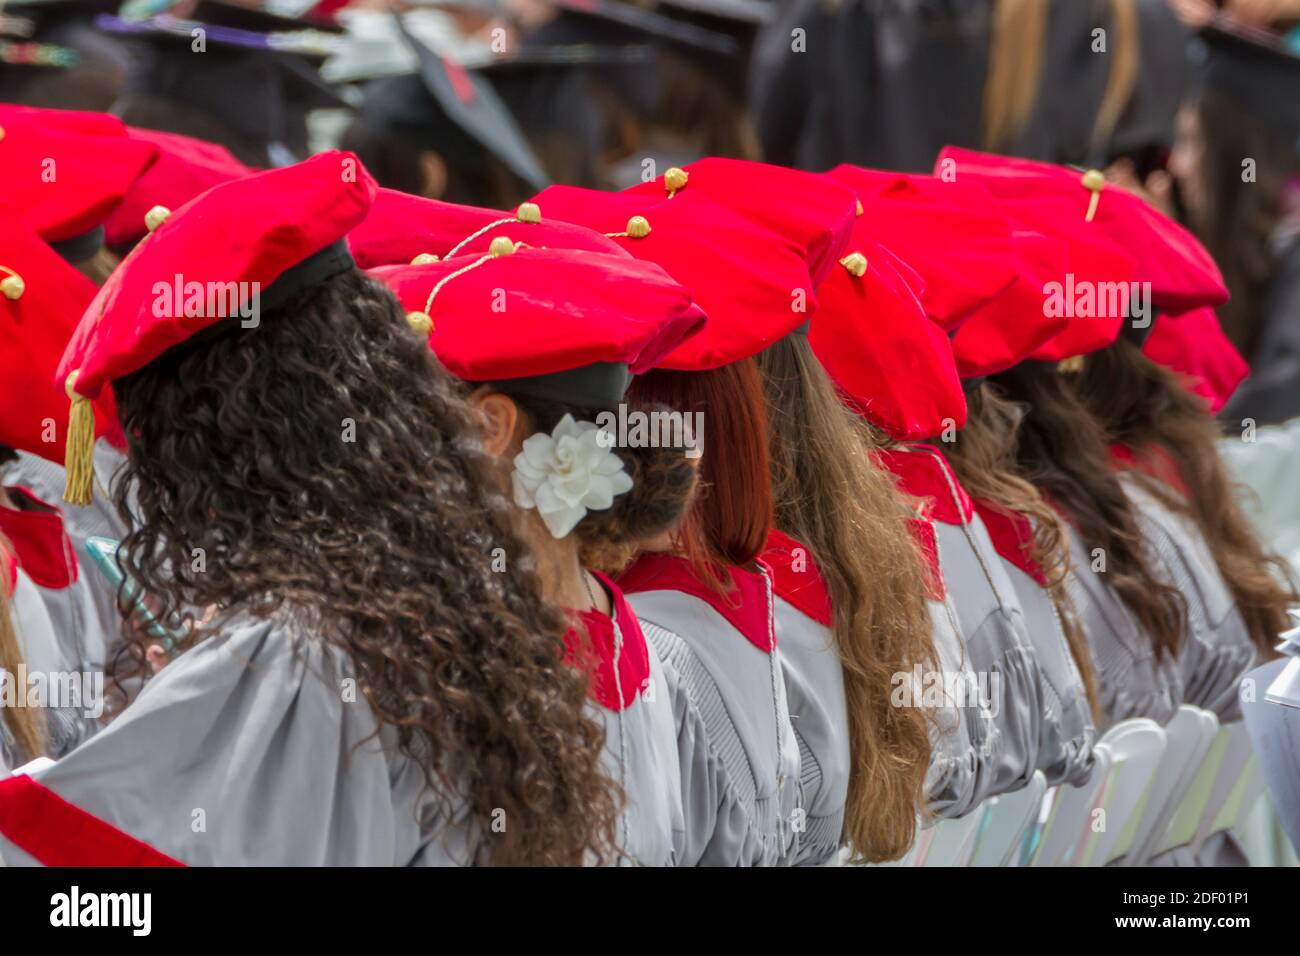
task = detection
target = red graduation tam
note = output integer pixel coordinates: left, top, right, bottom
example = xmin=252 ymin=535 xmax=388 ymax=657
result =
xmin=827 ymin=165 xmax=1020 ymax=331
xmin=0 ymin=209 xmax=115 ymax=463
xmin=1142 ymin=307 xmax=1247 ymax=414
xmin=529 ymin=184 xmax=813 ymax=370
xmin=0 ymin=104 xmax=126 ymax=139
xmin=624 ymin=158 xmax=858 ymax=287
xmin=347 ymin=189 xmax=625 ymax=270
xmin=810 ymin=231 xmax=967 ymax=440
xmin=0 ymin=108 xmax=157 ymax=245
xmin=935 ymin=146 xmax=1228 ymax=315
xmin=103 ymin=127 xmax=255 ymax=250
xmin=948 ymin=229 xmax=1072 ymax=379
xmin=368 ymin=244 xmax=706 ymax=403
xmin=56 ymin=151 xmax=376 ymax=503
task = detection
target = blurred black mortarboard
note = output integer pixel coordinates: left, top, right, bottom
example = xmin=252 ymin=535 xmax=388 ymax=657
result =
xmin=1200 ymin=17 xmax=1300 ymax=155
xmin=0 ymin=0 xmax=131 ymax=109
xmin=95 ymin=2 xmax=346 ymax=165
xmin=752 ymin=0 xmax=992 ymax=173
xmin=356 ymin=12 xmax=550 ymax=192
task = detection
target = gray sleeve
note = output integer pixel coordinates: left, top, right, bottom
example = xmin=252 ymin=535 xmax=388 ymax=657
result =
xmin=1124 ymin=478 xmax=1257 ymax=721
xmin=2 ymin=612 xmax=463 ymax=866
xmin=645 ymin=621 xmax=788 ymax=867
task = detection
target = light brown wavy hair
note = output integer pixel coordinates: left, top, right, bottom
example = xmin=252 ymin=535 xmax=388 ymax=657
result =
xmin=757 ymin=335 xmax=936 ymax=863
xmin=992 ymin=362 xmax=1188 ymax=660
xmin=945 ymin=383 xmax=1101 ymax=718
xmin=1 ymin=534 xmax=46 ymax=762
xmin=1073 ymin=336 xmax=1298 ymax=655
xmin=109 ymin=269 xmax=621 ymax=866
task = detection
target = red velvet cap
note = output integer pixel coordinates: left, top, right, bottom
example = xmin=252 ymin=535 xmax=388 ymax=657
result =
xmin=827 ymin=165 xmax=1020 ymax=331
xmin=0 ymin=209 xmax=114 ymax=463
xmin=624 ymin=158 xmax=858 ymax=287
xmin=0 ymin=107 xmax=157 ymax=244
xmin=368 ymin=244 xmax=707 ymax=389
xmin=1142 ymin=307 xmax=1248 ymax=414
xmin=104 ymin=127 xmax=254 ymax=249
xmin=810 ymin=232 xmax=966 ymax=440
xmin=935 ymin=146 xmax=1228 ymax=314
xmin=529 ymin=184 xmax=813 ymax=370
xmin=58 ymin=151 xmax=376 ymax=403
xmin=347 ymin=189 xmax=625 ymax=270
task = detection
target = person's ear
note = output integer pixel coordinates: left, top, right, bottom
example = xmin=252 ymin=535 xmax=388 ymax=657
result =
xmin=469 ymin=390 xmax=520 ymax=458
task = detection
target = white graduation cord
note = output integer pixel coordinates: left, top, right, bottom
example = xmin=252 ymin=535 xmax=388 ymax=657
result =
xmin=758 ymin=563 xmax=799 ymax=856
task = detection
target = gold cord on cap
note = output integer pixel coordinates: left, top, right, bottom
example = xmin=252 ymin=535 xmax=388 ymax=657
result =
xmin=664 ymin=167 xmax=688 ymax=198
xmin=407 ymin=234 xmax=520 ymax=327
xmin=144 ymin=205 xmax=171 ymax=233
xmin=855 ymin=199 xmax=864 ymax=217
xmin=0 ymin=265 xmax=24 ymax=300
xmin=605 ymin=215 xmax=651 ymax=239
xmin=1057 ymin=355 xmax=1084 ymax=374
xmin=1081 ymin=169 xmax=1105 ymax=222
xmin=410 ymin=253 xmax=440 ymax=265
xmin=62 ymin=370 xmax=95 ymax=506
xmin=445 ymin=204 xmax=542 ymax=258
xmin=839 ymin=252 xmax=868 ymax=277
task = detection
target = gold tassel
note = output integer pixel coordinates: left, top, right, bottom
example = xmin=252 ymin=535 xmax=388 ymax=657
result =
xmin=62 ymin=370 xmax=95 ymax=506
xmin=1057 ymin=355 xmax=1084 ymax=374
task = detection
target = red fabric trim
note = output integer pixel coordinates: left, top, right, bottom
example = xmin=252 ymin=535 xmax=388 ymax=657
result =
xmin=0 ymin=487 xmax=77 ymax=590
xmin=1108 ymin=443 xmax=1190 ymax=499
xmin=875 ymin=445 xmax=974 ymax=526
xmin=1 ymin=541 xmax=16 ymax=597
xmin=0 ymin=774 xmax=184 ymax=866
xmin=908 ymin=516 xmax=946 ymax=600
xmin=761 ymin=529 xmax=832 ymax=628
xmin=563 ymin=572 xmax=651 ymax=711
xmin=617 ymin=552 xmax=776 ymax=653
xmin=971 ymin=498 xmax=1049 ymax=587
xmin=441 ymin=57 xmax=477 ymax=106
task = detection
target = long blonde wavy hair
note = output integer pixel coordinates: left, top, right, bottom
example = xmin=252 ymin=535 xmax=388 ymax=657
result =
xmin=757 ymin=335 xmax=937 ymax=863
xmin=1 ymin=535 xmax=45 ymax=762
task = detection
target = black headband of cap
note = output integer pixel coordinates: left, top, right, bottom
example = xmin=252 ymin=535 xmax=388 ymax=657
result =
xmin=51 ymin=225 xmax=106 ymax=264
xmin=152 ymin=240 xmax=356 ymax=366
xmin=480 ymin=361 xmax=634 ymax=409
xmin=1122 ymin=306 xmax=1161 ymax=347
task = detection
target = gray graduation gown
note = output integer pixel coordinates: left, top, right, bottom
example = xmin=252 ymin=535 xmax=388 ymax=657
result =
xmin=998 ymin=559 xmax=1095 ymax=785
xmin=622 ymin=554 xmax=800 ymax=866
xmin=924 ymin=592 xmax=1000 ymax=819
xmin=932 ymin=516 xmax=1044 ymax=800
xmin=770 ymin=590 xmax=848 ymax=865
xmin=0 ymin=610 xmax=477 ymax=866
xmin=1120 ymin=474 xmax=1257 ymax=721
xmin=1066 ymin=527 xmax=1183 ymax=726
xmin=572 ymin=577 xmax=684 ymax=867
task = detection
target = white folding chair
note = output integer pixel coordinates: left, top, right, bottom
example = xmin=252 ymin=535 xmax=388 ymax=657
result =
xmin=1077 ymin=720 xmax=1166 ymax=866
xmin=1030 ymin=746 xmax=1113 ymax=866
xmin=914 ymin=807 xmax=986 ymax=866
xmin=1148 ymin=721 xmax=1236 ymax=862
xmin=1122 ymin=705 xmax=1219 ymax=865
xmin=969 ymin=771 xmax=1047 ymax=866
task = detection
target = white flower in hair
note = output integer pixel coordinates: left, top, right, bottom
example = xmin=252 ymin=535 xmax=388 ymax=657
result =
xmin=512 ymin=414 xmax=633 ymax=539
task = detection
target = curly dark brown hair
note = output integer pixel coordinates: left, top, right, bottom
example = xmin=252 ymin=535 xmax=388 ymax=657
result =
xmin=991 ymin=361 xmax=1188 ymax=661
xmin=1073 ymin=336 xmax=1298 ymax=657
xmin=108 ymin=269 xmax=621 ymax=866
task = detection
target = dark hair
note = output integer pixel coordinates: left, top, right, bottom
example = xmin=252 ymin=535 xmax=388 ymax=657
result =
xmin=991 ymin=362 xmax=1188 ymax=660
xmin=481 ymin=387 xmax=699 ymax=562
xmin=1073 ymin=336 xmax=1298 ymax=656
xmin=626 ymin=359 xmax=774 ymax=584
xmin=946 ymin=382 xmax=1101 ymax=717
xmin=1190 ymin=87 xmax=1300 ymax=355
xmin=109 ymin=268 xmax=621 ymax=865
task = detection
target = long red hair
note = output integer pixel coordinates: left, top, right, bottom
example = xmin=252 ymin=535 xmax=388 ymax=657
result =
xmin=627 ymin=358 xmax=773 ymax=583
